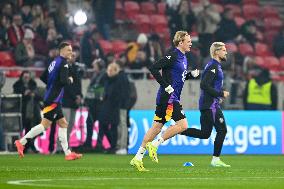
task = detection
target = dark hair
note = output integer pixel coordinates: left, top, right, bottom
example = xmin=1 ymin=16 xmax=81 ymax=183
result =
xmin=58 ymin=42 xmax=71 ymax=51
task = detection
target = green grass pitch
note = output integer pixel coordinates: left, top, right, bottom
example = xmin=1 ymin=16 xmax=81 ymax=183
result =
xmin=0 ymin=154 xmax=284 ymax=189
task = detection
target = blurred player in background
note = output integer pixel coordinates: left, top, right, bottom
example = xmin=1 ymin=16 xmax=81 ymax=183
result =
xmin=15 ymin=42 xmax=82 ymax=161
xmin=130 ymin=31 xmax=199 ymax=171
xmin=181 ymin=42 xmax=231 ymax=167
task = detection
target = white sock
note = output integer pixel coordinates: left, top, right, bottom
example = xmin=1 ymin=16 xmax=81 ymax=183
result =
xmin=135 ymin=147 xmax=146 ymax=161
xmin=212 ymin=156 xmax=220 ymax=162
xmin=58 ymin=127 xmax=71 ymax=155
xmin=20 ymin=124 xmax=45 ymax=145
xmin=152 ymin=136 xmax=164 ymax=148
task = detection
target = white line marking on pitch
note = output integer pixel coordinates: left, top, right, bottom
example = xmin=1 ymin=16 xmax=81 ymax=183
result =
xmin=7 ymin=177 xmax=284 ymax=188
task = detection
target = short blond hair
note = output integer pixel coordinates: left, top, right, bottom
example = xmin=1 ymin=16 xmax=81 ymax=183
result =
xmin=210 ymin=42 xmax=225 ymax=58
xmin=173 ymin=31 xmax=189 ymax=47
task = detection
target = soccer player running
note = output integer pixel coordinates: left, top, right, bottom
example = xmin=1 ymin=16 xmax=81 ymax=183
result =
xmin=130 ymin=31 xmax=199 ymax=171
xmin=180 ymin=42 xmax=231 ymax=167
xmin=15 ymin=42 xmax=82 ymax=161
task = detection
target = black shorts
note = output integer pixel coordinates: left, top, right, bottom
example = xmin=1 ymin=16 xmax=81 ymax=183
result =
xmin=153 ymin=102 xmax=186 ymax=124
xmin=42 ymin=103 xmax=64 ymax=121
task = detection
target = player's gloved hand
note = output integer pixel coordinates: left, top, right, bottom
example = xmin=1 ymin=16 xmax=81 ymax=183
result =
xmin=165 ymin=85 xmax=174 ymax=94
xmin=68 ymin=77 xmax=73 ymax=84
xmin=191 ymin=69 xmax=200 ymax=78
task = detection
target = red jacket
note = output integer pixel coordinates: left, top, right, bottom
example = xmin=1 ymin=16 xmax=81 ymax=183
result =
xmin=7 ymin=24 xmax=24 ymax=47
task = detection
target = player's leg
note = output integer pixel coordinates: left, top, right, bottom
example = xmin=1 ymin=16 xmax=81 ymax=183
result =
xmin=211 ymin=108 xmax=230 ymax=167
xmin=130 ymin=121 xmax=163 ymax=171
xmin=180 ymin=109 xmax=213 ymax=139
xmin=147 ymin=103 xmax=187 ymax=163
xmin=15 ymin=118 xmax=51 ymax=158
xmin=130 ymin=104 xmax=165 ymax=171
xmin=57 ymin=116 xmax=82 ymax=160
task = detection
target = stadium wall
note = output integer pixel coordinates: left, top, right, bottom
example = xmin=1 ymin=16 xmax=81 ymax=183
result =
xmin=128 ymin=110 xmax=283 ymax=154
xmin=32 ymin=109 xmax=284 ymax=155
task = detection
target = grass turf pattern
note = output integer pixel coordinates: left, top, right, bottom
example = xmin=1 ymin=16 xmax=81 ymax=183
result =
xmin=0 ymin=154 xmax=284 ymax=189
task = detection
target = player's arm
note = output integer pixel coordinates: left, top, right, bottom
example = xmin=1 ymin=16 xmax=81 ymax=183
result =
xmin=59 ymin=61 xmax=72 ymax=85
xmin=185 ymin=69 xmax=199 ymax=80
xmin=148 ymin=53 xmax=175 ymax=88
xmin=200 ymin=65 xmax=224 ymax=97
xmin=40 ymin=68 xmax=48 ymax=84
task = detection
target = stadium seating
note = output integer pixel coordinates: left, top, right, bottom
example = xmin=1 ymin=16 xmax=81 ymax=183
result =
xmin=140 ymin=2 xmax=156 ymax=15
xmin=157 ymin=2 xmax=166 ymax=15
xmin=262 ymin=6 xmax=280 ymax=18
xmin=134 ymin=14 xmax=151 ymax=33
xmin=255 ymin=43 xmax=272 ymax=57
xmin=239 ymin=43 xmax=254 ymax=56
xmin=263 ymin=56 xmax=280 ymax=71
xmin=98 ymin=40 xmax=113 ymax=55
xmin=255 ymin=56 xmax=265 ymax=68
xmin=264 ymin=31 xmax=278 ymax=45
xmin=279 ymin=57 xmax=284 ymax=70
xmin=243 ymin=5 xmax=261 ymax=21
xmin=264 ymin=18 xmax=282 ymax=32
xmin=115 ymin=1 xmax=125 ymax=20
xmin=124 ymin=1 xmax=140 ymax=19
xmin=0 ymin=51 xmax=16 ymax=67
xmin=242 ymin=0 xmax=259 ymax=6
xmin=112 ymin=40 xmax=128 ymax=55
xmin=150 ymin=14 xmax=168 ymax=33
xmin=226 ymin=43 xmax=238 ymax=53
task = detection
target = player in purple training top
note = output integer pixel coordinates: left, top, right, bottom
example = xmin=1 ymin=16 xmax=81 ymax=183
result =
xmin=130 ymin=31 xmax=199 ymax=171
xmin=181 ymin=42 xmax=231 ymax=167
xmin=15 ymin=42 xmax=82 ymax=161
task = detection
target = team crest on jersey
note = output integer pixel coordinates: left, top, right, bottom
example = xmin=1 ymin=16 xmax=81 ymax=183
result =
xmin=219 ymin=118 xmax=224 ymax=123
xmin=211 ymin=69 xmax=215 ymax=73
xmin=64 ymin=64 xmax=69 ymax=68
xmin=166 ymin=56 xmax=171 ymax=59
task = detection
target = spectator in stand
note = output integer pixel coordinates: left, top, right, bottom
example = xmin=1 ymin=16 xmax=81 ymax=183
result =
xmin=80 ymin=28 xmax=104 ymax=68
xmin=92 ymin=0 xmax=115 ymax=40
xmin=243 ymin=68 xmax=278 ymax=110
xmin=2 ymin=2 xmax=14 ymax=21
xmin=21 ymin=4 xmax=33 ymax=24
xmin=176 ymin=0 xmax=196 ymax=32
xmin=0 ymin=15 xmax=11 ymax=50
xmin=196 ymin=1 xmax=221 ymax=57
xmin=83 ymin=59 xmax=106 ymax=150
xmin=115 ymin=60 xmax=130 ymax=155
xmin=166 ymin=0 xmax=181 ymax=39
xmin=14 ymin=28 xmax=45 ymax=67
xmin=215 ymin=8 xmax=239 ymax=42
xmin=31 ymin=4 xmax=44 ymax=25
xmin=45 ymin=43 xmax=58 ymax=68
xmin=15 ymin=28 xmax=35 ymax=66
xmin=145 ymin=33 xmax=164 ymax=65
xmin=273 ymin=30 xmax=284 ymax=58
xmin=167 ymin=0 xmax=196 ymax=38
xmin=97 ymin=62 xmax=122 ymax=153
xmin=126 ymin=33 xmax=149 ymax=79
xmin=51 ymin=1 xmax=71 ymax=40
xmin=13 ymin=71 xmax=42 ymax=153
xmin=237 ymin=20 xmax=258 ymax=46
xmin=7 ymin=14 xmax=24 ymax=47
xmin=46 ymin=28 xmax=63 ymax=48
xmin=31 ymin=15 xmax=51 ymax=57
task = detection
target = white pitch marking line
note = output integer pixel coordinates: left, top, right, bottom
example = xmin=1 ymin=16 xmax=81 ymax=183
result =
xmin=7 ymin=177 xmax=284 ymax=187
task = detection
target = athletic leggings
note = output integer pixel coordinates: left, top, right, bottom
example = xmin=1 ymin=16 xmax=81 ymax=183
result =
xmin=181 ymin=108 xmax=227 ymax=156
